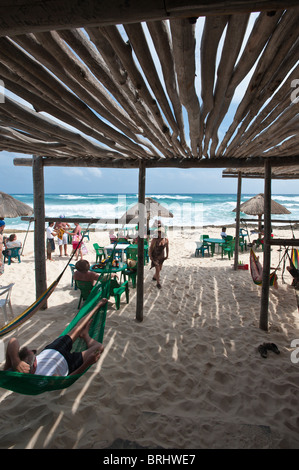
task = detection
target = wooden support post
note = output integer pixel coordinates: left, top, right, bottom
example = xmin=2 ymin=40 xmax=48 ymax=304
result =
xmin=234 ymin=171 xmax=242 ymax=270
xmin=259 ymin=159 xmax=272 ymax=331
xmin=136 ymin=161 xmax=146 ymax=322
xmin=32 ymin=156 xmax=47 ymax=308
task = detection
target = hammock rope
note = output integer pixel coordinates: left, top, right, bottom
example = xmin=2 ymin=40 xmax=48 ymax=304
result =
xmin=0 ymin=225 xmax=90 ymax=338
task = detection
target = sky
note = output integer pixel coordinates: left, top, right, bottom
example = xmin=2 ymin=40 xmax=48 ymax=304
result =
xmin=0 ymin=14 xmax=298 ymax=196
xmin=0 ymin=150 xmax=298 ymax=195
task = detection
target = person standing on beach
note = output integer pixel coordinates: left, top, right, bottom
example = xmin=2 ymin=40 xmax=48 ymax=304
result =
xmin=66 ymin=222 xmax=83 ymax=260
xmin=54 ymin=215 xmax=71 ymax=257
xmin=149 ymin=227 xmax=169 ymax=289
xmin=46 ymin=222 xmax=57 ymax=261
xmin=0 ymin=220 xmax=5 ymax=276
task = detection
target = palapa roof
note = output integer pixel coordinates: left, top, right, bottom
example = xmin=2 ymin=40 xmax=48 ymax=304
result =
xmin=0 ymin=1 xmax=299 ymax=171
xmin=120 ymin=197 xmax=174 ymax=224
xmin=223 ymin=166 xmax=299 ymax=179
xmin=0 ymin=191 xmax=33 ymax=218
xmin=233 ymin=193 xmax=291 ymax=215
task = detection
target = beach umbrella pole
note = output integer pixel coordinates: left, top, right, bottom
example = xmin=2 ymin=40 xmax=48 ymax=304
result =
xmin=21 ymin=220 xmax=31 ymax=255
xmin=233 ymin=172 xmax=242 ymax=270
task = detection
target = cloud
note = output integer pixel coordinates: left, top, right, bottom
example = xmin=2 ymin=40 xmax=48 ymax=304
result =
xmin=63 ymin=167 xmax=102 ymax=180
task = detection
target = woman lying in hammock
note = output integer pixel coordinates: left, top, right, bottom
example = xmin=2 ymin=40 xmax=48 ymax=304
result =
xmin=3 ymin=298 xmax=107 ymax=377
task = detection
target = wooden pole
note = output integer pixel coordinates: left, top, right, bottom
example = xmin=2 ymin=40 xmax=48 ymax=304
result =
xmin=258 ymin=214 xmax=262 ymax=234
xmin=259 ymin=159 xmax=272 ymax=331
xmin=32 ymin=155 xmax=47 ymax=308
xmin=234 ymin=171 xmax=242 ymax=270
xmin=0 ymin=1 xmax=297 ymax=37
xmin=136 ymin=161 xmax=146 ymax=322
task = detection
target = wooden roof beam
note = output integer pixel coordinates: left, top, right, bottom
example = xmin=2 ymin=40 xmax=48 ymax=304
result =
xmin=13 ymin=155 xmax=299 ymax=169
xmin=0 ymin=1 xmax=298 ymax=37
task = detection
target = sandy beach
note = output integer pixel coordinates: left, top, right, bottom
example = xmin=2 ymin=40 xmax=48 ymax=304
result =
xmin=0 ymin=224 xmax=298 ymax=449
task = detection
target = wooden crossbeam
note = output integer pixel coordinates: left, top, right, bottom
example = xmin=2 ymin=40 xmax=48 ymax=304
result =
xmin=13 ymin=156 xmax=299 ymax=169
xmin=0 ymin=1 xmax=298 ymax=37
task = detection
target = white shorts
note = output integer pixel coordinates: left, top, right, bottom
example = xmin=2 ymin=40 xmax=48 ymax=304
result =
xmin=57 ymin=233 xmax=68 ymax=245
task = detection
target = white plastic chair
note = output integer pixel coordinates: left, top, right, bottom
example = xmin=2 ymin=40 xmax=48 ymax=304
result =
xmin=0 ymin=283 xmax=14 ymax=324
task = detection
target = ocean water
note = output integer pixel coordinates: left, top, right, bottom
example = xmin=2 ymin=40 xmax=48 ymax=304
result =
xmin=4 ymin=193 xmax=299 ymax=231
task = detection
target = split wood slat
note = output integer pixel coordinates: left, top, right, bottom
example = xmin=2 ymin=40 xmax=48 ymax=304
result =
xmin=0 ymin=4 xmax=296 ymax=169
xmin=170 ymin=18 xmax=201 ymax=156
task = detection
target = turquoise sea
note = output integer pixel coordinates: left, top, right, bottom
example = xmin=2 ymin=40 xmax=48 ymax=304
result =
xmin=4 ymin=193 xmax=299 ymax=231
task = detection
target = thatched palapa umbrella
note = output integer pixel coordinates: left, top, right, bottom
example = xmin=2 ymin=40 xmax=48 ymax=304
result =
xmin=0 ymin=192 xmax=33 ymax=253
xmin=0 ymin=191 xmax=33 ymax=219
xmin=120 ymin=197 xmax=173 ymax=233
xmin=233 ymin=193 xmax=291 ymax=233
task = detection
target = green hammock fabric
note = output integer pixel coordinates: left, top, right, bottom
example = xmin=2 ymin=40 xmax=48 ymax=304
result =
xmin=0 ymin=280 xmax=109 ymax=395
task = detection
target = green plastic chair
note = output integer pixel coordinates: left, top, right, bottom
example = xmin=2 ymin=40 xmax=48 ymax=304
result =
xmin=123 ymin=268 xmax=137 ymax=288
xmin=127 ymin=244 xmax=149 ymax=264
xmin=3 ymin=247 xmax=21 ymax=265
xmin=113 ymin=280 xmax=129 ymax=310
xmin=69 ymin=263 xmax=77 ymax=289
xmin=123 ymin=247 xmax=138 ymax=287
xmin=75 ymin=280 xmax=94 ymax=309
xmin=239 ymin=228 xmax=248 ymax=243
xmin=93 ymin=243 xmax=105 ymax=263
xmin=99 ymin=276 xmax=121 ymax=299
xmin=221 ymin=239 xmax=235 ymax=260
xmin=195 ymin=235 xmax=210 ymax=257
xmin=195 ymin=241 xmax=206 ymax=257
xmin=83 ymin=229 xmax=90 ymax=241
xmin=126 ymin=246 xmax=148 ymax=265
xmin=239 ymin=238 xmax=247 ymax=252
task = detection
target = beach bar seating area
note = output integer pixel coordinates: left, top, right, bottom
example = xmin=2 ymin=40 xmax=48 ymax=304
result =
xmin=194 ymin=232 xmax=249 ymax=259
xmin=0 ymin=1 xmax=299 ymax=451
xmin=0 ymin=1 xmax=297 ymax=331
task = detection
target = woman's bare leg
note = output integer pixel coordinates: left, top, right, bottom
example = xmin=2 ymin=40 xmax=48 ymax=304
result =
xmin=156 ymin=265 xmax=162 ymax=288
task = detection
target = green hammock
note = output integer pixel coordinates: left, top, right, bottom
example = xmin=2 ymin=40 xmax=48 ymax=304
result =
xmin=0 ymin=239 xmax=117 ymax=395
xmin=0 ymin=279 xmax=109 ymax=395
